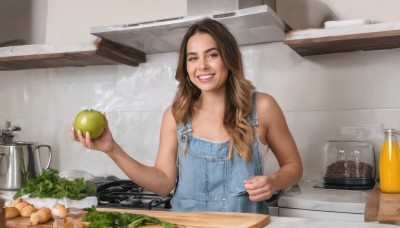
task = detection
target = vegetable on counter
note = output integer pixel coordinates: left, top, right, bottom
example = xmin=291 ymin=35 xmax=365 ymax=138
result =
xmin=82 ymin=207 xmax=178 ymax=228
xmin=5 ymin=207 xmax=20 ymax=219
xmin=13 ymin=168 xmax=96 ymax=200
xmin=30 ymin=207 xmax=52 ymax=225
xmin=5 ymin=198 xmax=63 ymax=225
xmin=20 ymin=204 xmax=37 ymax=218
xmin=52 ymin=203 xmax=69 ymax=219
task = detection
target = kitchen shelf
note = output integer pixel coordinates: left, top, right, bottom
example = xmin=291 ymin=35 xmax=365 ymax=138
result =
xmin=284 ymin=21 xmax=400 ymax=56
xmin=0 ymin=38 xmax=146 ymax=71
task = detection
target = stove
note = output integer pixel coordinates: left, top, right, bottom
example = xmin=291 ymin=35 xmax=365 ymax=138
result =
xmin=90 ymin=177 xmax=172 ymax=211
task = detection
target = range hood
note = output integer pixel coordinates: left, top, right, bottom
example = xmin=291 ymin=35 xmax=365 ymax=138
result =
xmin=91 ymin=0 xmax=286 ymax=54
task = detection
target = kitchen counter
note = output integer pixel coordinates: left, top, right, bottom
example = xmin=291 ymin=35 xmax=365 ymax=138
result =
xmin=278 ymin=180 xmax=371 ymax=221
xmin=267 ymin=217 xmax=396 ymax=227
xmin=3 ymin=189 xmax=396 ymax=227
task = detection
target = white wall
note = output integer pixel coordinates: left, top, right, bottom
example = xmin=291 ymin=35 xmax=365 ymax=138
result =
xmin=0 ymin=0 xmax=32 ymax=45
xmin=45 ymin=0 xmax=186 ymax=44
xmin=278 ymin=0 xmax=400 ymax=29
xmin=0 ymin=0 xmax=186 ymax=45
xmin=1 ymin=1 xmax=400 ymax=181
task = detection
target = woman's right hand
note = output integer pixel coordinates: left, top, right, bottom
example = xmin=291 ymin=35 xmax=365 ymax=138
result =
xmin=71 ymin=112 xmax=116 ymax=154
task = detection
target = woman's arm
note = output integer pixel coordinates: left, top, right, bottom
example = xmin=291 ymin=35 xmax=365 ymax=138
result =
xmin=72 ymin=107 xmax=178 ymax=196
xmin=244 ymin=93 xmax=303 ymax=201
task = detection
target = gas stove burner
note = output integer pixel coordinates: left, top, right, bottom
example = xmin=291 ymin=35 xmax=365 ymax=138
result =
xmin=91 ymin=178 xmax=172 ymax=210
xmin=120 ymin=196 xmax=144 ymax=207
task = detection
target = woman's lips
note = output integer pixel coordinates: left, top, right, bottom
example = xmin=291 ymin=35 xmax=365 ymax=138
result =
xmin=197 ymin=74 xmax=214 ymax=82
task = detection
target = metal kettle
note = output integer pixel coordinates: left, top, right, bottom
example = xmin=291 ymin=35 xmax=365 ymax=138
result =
xmin=0 ymin=121 xmax=52 ymax=190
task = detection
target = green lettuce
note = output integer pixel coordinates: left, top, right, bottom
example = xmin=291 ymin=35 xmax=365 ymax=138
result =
xmin=13 ymin=168 xmax=96 ymax=200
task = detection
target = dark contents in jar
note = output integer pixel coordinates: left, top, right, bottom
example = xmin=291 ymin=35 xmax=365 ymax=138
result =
xmin=325 ymin=160 xmax=373 ymax=178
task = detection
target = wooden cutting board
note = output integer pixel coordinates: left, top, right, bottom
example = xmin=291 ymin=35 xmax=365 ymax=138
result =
xmin=6 ymin=208 xmax=270 ymax=228
xmin=364 ymin=185 xmax=400 ymax=224
xmin=364 ymin=185 xmax=380 ymax=222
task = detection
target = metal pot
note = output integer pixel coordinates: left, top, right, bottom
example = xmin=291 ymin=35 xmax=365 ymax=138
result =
xmin=0 ymin=142 xmax=52 ymax=190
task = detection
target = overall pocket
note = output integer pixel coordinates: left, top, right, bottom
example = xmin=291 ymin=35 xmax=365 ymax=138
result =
xmin=177 ymin=149 xmax=227 ymax=201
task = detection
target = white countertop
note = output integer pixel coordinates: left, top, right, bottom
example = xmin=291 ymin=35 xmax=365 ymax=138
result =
xmin=278 ymin=180 xmax=371 ymax=213
xmin=5 ymin=188 xmax=395 ymax=227
xmin=267 ymin=217 xmax=397 ymax=228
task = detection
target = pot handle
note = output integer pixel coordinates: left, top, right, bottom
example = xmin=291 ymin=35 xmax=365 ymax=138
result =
xmin=36 ymin=145 xmax=52 ymax=170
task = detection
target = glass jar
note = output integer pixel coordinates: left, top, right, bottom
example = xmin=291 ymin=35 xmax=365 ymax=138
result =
xmin=323 ymin=140 xmax=375 ymax=187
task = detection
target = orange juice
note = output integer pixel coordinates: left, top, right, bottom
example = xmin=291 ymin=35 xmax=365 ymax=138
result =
xmin=379 ymin=129 xmax=400 ymax=193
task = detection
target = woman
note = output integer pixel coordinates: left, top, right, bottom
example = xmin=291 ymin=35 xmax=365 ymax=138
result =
xmin=72 ymin=18 xmax=302 ymax=214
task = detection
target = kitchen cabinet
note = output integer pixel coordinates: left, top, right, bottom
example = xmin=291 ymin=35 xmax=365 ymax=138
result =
xmin=0 ymin=39 xmax=145 ymax=71
xmin=284 ymin=21 xmax=400 ymax=56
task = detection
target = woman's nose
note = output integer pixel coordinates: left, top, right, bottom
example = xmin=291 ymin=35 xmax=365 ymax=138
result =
xmin=197 ymin=58 xmax=209 ymax=70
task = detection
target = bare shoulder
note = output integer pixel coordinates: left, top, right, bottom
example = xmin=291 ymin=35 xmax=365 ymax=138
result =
xmin=163 ymin=106 xmax=174 ymax=119
xmin=255 ymin=92 xmax=284 ymax=126
xmin=255 ymin=92 xmax=280 ymax=112
xmin=162 ymin=106 xmax=177 ymax=128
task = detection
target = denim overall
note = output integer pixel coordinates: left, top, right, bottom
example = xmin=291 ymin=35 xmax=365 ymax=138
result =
xmin=171 ymin=92 xmax=269 ymax=214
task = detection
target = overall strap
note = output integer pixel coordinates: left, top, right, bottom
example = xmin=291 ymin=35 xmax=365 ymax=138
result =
xmin=247 ymin=91 xmax=259 ymax=126
xmin=176 ymin=116 xmax=193 ymax=143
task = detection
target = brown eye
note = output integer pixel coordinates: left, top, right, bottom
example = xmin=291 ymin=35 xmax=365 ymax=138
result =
xmin=187 ymin=55 xmax=198 ymax=62
xmin=208 ymin=53 xmax=219 ymax=59
xmin=188 ymin=58 xmax=195 ymax=62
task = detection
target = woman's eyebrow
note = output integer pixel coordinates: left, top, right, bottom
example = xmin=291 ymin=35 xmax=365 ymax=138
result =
xmin=187 ymin=52 xmax=197 ymax=56
xmin=205 ymin=47 xmax=219 ymax=53
xmin=187 ymin=47 xmax=219 ymax=56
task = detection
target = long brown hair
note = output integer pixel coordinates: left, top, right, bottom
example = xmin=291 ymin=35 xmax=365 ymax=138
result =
xmin=171 ymin=18 xmax=255 ymax=161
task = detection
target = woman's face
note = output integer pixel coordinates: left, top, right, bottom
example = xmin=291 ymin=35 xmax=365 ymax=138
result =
xmin=186 ymin=32 xmax=229 ymax=93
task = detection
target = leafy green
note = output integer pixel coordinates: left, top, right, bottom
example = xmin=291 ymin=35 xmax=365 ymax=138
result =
xmin=82 ymin=206 xmax=177 ymax=228
xmin=13 ymin=168 xmax=96 ymax=200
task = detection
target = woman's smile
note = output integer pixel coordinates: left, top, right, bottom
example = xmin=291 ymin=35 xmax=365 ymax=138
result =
xmin=197 ymin=73 xmax=215 ymax=82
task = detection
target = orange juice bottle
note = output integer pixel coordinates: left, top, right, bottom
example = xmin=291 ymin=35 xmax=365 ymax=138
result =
xmin=379 ymin=129 xmax=400 ymax=193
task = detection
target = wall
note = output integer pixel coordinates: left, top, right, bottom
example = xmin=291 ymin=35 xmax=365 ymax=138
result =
xmin=1 ymin=1 xmax=400 ymax=182
xmin=0 ymin=0 xmax=32 ymax=45
xmin=278 ymin=0 xmax=400 ymax=29
xmin=45 ymin=0 xmax=186 ymax=44
xmin=0 ymin=0 xmax=186 ymax=45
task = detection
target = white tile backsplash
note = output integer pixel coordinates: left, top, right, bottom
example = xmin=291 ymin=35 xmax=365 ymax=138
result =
xmin=282 ymin=110 xmax=375 ymax=180
xmin=1 ymin=43 xmax=400 ymax=180
xmin=251 ymin=43 xmax=400 ymax=111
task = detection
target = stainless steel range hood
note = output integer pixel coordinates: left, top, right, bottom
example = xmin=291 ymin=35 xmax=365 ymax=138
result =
xmin=91 ymin=0 xmax=285 ymax=54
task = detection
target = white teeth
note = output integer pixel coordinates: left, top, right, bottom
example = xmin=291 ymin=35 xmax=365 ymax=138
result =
xmin=198 ymin=74 xmax=212 ymax=80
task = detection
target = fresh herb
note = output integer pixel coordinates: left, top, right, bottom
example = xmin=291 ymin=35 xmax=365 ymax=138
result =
xmin=82 ymin=206 xmax=177 ymax=228
xmin=13 ymin=168 xmax=96 ymax=200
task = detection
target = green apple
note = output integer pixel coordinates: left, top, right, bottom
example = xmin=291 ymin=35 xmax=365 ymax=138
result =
xmin=74 ymin=109 xmax=106 ymax=140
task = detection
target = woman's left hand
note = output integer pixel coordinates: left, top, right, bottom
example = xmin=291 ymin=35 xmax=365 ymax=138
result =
xmin=244 ymin=175 xmax=275 ymax=201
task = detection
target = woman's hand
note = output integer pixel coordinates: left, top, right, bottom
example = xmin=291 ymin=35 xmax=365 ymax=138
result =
xmin=244 ymin=175 xmax=275 ymax=201
xmin=71 ymin=113 xmax=115 ymax=154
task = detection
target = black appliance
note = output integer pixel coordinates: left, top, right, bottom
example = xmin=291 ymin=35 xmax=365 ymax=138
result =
xmin=89 ymin=176 xmax=172 ymax=211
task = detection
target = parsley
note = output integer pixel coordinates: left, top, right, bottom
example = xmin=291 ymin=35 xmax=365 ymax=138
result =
xmin=13 ymin=168 xmax=96 ymax=200
xmin=82 ymin=207 xmax=177 ymax=228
